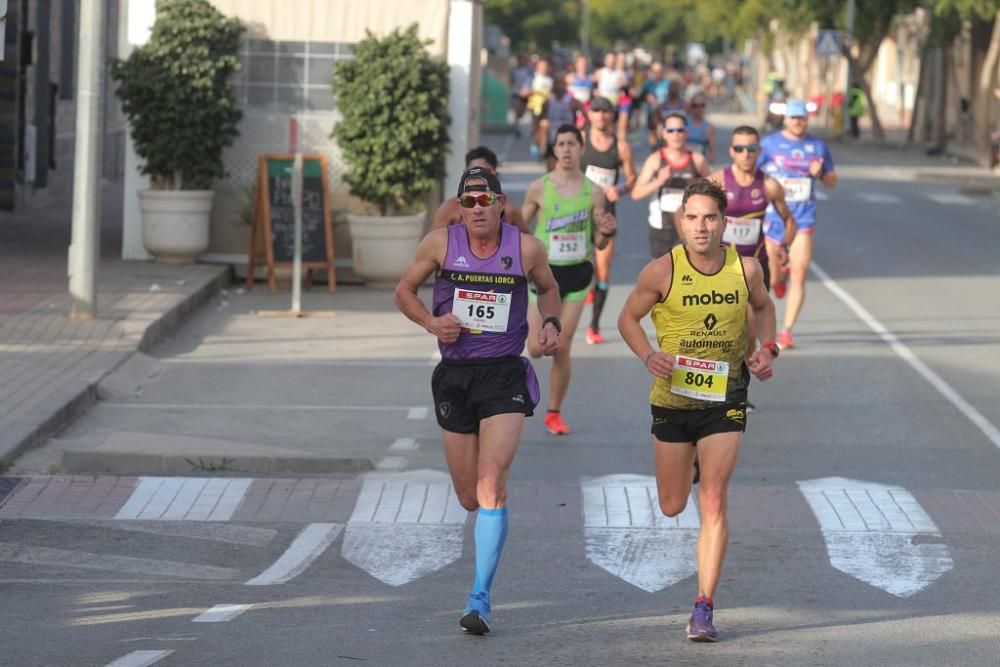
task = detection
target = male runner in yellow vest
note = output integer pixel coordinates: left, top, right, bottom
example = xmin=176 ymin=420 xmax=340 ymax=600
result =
xmin=617 ymin=178 xmax=778 ymax=642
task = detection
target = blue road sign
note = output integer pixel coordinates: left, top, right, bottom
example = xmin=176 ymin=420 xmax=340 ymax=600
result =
xmin=816 ymin=30 xmax=842 ymax=57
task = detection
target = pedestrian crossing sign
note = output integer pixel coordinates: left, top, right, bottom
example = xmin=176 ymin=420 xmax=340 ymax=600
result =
xmin=816 ymin=30 xmax=842 ymax=57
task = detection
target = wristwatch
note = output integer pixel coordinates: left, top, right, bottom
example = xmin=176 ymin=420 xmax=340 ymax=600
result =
xmin=761 ymin=342 xmax=780 ymax=359
xmin=543 ymin=316 xmax=562 ymax=333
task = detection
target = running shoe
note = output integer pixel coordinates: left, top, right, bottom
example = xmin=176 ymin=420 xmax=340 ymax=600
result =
xmin=686 ymin=598 xmax=718 ymax=642
xmin=777 ymin=329 xmax=794 ymax=350
xmin=544 ymin=411 xmax=571 ymax=435
xmin=460 ymin=592 xmax=491 ymax=635
xmin=585 ymin=327 xmax=606 ymax=345
xmin=746 ymin=401 xmax=756 ymax=413
xmin=585 ymin=288 xmax=595 ymax=304
xmin=772 ymin=278 xmax=787 ymax=299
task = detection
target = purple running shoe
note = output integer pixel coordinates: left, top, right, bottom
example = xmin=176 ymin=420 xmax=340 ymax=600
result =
xmin=686 ymin=599 xmax=718 ymax=642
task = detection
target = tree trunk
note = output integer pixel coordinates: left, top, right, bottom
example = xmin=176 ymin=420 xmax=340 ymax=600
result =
xmin=843 ymin=24 xmax=892 ymax=141
xmin=975 ymin=10 xmax=1000 ymax=167
xmin=908 ymin=40 xmax=931 ymax=144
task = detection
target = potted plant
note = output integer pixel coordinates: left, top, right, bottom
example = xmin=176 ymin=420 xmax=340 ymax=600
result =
xmin=331 ymin=25 xmax=451 ymax=287
xmin=111 ymin=0 xmax=244 ymax=263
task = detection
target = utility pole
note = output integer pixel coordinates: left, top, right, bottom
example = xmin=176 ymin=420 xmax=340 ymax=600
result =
xmin=69 ymin=0 xmax=105 ymax=319
xmin=842 ymin=0 xmax=856 ymax=134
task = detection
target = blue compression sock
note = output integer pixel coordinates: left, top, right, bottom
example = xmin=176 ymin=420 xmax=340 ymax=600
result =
xmin=470 ymin=507 xmax=509 ymax=600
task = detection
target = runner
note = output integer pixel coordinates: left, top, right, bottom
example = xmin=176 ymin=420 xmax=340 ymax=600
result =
xmin=613 ymin=52 xmax=633 ymax=138
xmin=685 ymin=93 xmax=717 ymax=164
xmin=541 ymin=78 xmax=582 ymax=170
xmin=757 ymin=99 xmax=838 ymax=349
xmin=522 ymin=124 xmax=618 ymax=435
xmin=631 ymin=112 xmax=710 ymax=259
xmin=617 ymin=178 xmax=778 ymax=642
xmin=394 ymin=166 xmax=562 ymax=635
xmin=639 ymin=62 xmax=671 ymax=150
xmin=579 ymin=96 xmax=637 ymax=345
xmin=528 ymin=59 xmax=555 ymax=159
xmin=708 ymin=126 xmax=796 ymax=293
xmin=431 ymin=146 xmax=528 ymax=232
xmin=595 ymin=52 xmax=625 ymax=105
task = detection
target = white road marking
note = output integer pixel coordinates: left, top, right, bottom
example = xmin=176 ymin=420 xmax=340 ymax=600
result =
xmin=390 ymin=437 xmax=419 ymax=451
xmin=798 ymin=477 xmax=952 ymax=598
xmin=582 ymin=474 xmax=699 ymax=592
xmin=115 ymin=477 xmax=252 ymax=521
xmin=0 ymin=544 xmax=237 ymax=580
xmin=815 ymin=190 xmax=829 ymax=201
xmin=104 ymin=650 xmax=174 ymax=667
xmin=812 ymin=261 xmax=1000 ymax=450
xmin=375 ymin=456 xmax=408 ymax=471
xmin=407 ymin=407 xmax=428 ymax=420
xmin=858 ymin=192 xmax=901 ymax=204
xmin=192 ymin=603 xmax=251 ymax=623
xmin=926 ymin=192 xmax=977 ymax=206
xmin=429 ymin=349 xmax=442 ymax=365
xmin=245 ymin=523 xmax=343 ymax=586
xmin=342 ymin=469 xmax=468 ymax=586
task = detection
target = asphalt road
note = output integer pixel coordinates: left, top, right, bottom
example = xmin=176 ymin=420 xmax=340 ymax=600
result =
xmin=1 ymin=118 xmax=999 ymax=666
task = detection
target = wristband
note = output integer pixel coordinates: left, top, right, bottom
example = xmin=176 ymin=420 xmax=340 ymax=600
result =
xmin=543 ymin=316 xmax=562 ymax=333
xmin=761 ymin=342 xmax=780 ymax=359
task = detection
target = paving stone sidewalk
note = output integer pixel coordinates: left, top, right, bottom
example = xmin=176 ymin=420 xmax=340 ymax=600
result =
xmin=0 ymin=184 xmax=229 ymax=465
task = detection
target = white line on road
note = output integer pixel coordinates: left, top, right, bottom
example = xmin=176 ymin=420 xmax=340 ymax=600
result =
xmin=376 ymin=456 xmax=408 ymax=471
xmin=858 ymin=192 xmax=901 ymax=204
xmin=812 ymin=262 xmax=1000 ymax=450
xmin=815 ymin=191 xmax=829 ymax=201
xmin=926 ymin=192 xmax=977 ymax=206
xmin=407 ymin=406 xmax=428 ymax=420
xmin=104 ymin=651 xmax=174 ymax=667
xmin=245 ymin=523 xmax=343 ymax=586
xmin=192 ymin=603 xmax=251 ymax=623
xmin=0 ymin=543 xmax=238 ymax=580
xmin=115 ymin=477 xmax=252 ymax=521
xmin=390 ymin=438 xmax=420 ymax=451
xmin=85 ymin=521 xmax=277 ymax=546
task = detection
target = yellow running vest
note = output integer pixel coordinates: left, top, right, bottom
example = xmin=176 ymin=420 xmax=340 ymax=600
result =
xmin=650 ymin=245 xmax=750 ymax=409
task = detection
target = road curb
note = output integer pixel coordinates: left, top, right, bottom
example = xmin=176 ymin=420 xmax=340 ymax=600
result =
xmin=0 ymin=266 xmax=231 ymax=469
xmin=59 ymin=450 xmax=374 ymax=475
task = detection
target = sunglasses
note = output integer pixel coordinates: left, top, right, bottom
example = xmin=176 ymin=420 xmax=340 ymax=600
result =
xmin=664 ymin=127 xmax=687 ymax=134
xmin=731 ymin=144 xmax=760 ymax=153
xmin=459 ymin=192 xmax=497 ymax=208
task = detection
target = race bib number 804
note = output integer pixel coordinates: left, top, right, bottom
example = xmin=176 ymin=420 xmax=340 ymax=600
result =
xmin=452 ymin=289 xmax=511 ymax=333
xmin=670 ymin=355 xmax=729 ymax=402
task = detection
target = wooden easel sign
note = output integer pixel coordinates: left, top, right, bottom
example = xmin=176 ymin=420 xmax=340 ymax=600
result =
xmin=247 ymin=153 xmax=336 ymax=293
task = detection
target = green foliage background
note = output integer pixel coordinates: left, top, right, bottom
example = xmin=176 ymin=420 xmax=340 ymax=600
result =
xmin=331 ymin=26 xmax=451 ymax=215
xmin=111 ymin=0 xmax=244 ymax=190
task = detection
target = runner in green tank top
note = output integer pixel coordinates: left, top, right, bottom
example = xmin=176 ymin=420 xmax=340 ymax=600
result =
xmin=522 ymin=123 xmax=617 ymax=435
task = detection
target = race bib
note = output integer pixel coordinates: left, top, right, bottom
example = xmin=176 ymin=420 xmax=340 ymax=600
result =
xmin=670 ymin=355 xmax=729 ymax=402
xmin=648 ymin=199 xmax=663 ymax=229
xmin=549 ymin=231 xmax=587 ymax=262
xmin=722 ymin=216 xmax=763 ymax=246
xmin=779 ymin=176 xmax=812 ymax=202
xmin=452 ymin=289 xmax=511 ymax=333
xmin=659 ymin=190 xmax=684 ymax=213
xmin=585 ymin=165 xmax=616 ymax=189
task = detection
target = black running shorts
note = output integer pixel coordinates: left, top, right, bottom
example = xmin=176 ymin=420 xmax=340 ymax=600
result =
xmin=432 ymin=357 xmax=539 ymax=434
xmin=650 ymin=401 xmax=748 ymax=444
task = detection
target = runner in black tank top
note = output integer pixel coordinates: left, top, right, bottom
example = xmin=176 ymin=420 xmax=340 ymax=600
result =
xmin=579 ymin=97 xmax=637 ymax=344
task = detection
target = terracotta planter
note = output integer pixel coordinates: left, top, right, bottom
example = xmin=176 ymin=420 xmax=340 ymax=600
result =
xmin=139 ymin=190 xmax=214 ymax=263
xmin=347 ymin=212 xmax=425 ymax=288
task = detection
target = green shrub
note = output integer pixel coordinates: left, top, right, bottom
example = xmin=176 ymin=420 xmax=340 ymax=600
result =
xmin=331 ymin=25 xmax=451 ymax=215
xmin=111 ymin=0 xmax=244 ymax=190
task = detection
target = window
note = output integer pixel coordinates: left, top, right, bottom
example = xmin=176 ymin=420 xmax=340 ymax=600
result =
xmin=233 ymin=39 xmax=352 ymax=114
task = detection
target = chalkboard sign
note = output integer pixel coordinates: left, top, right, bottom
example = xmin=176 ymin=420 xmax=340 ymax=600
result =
xmin=247 ymin=153 xmax=335 ymax=293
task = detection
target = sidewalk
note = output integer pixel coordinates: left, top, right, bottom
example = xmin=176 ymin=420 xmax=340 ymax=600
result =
xmin=0 ymin=184 xmax=229 ymax=467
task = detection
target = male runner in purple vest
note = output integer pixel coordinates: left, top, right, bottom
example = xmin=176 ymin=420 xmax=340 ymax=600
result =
xmin=395 ymin=167 xmax=562 ymax=635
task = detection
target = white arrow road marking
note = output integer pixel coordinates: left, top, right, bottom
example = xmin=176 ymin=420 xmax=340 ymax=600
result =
xmin=114 ymin=477 xmax=252 ymax=521
xmin=192 ymin=603 xmax=251 ymax=623
xmin=245 ymin=523 xmax=343 ymax=586
xmin=858 ymin=192 xmax=901 ymax=204
xmin=926 ymin=192 xmax=977 ymax=206
xmin=798 ymin=477 xmax=953 ymax=598
xmin=582 ymin=474 xmax=699 ymax=592
xmin=104 ymin=650 xmax=174 ymax=667
xmin=407 ymin=407 xmax=428 ymax=420
xmin=815 ymin=191 xmax=829 ymax=201
xmin=342 ymin=469 xmax=468 ymax=586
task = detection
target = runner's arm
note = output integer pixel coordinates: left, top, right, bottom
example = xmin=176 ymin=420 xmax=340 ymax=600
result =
xmin=630 ymin=154 xmax=663 ymax=200
xmin=706 ymin=123 xmax=717 ymax=164
xmin=523 ymin=236 xmax=561 ymax=356
xmin=692 ymin=153 xmax=711 ymax=177
xmin=504 ymin=197 xmax=530 ymax=234
xmin=618 ymin=139 xmax=638 ymax=193
xmin=520 ymin=180 xmax=543 ymax=233
xmin=393 ymin=230 xmax=461 ymax=343
xmin=617 ymin=258 xmax=676 ymax=378
xmin=591 ymin=186 xmax=616 ymax=250
xmin=744 ymin=257 xmax=776 ymax=380
xmin=430 ymin=199 xmax=459 ymax=231
xmin=764 ymin=176 xmax=797 ymax=245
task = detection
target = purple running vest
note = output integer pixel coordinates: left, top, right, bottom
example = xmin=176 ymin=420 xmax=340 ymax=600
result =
xmin=432 ymin=223 xmax=528 ymax=360
xmin=723 ymin=166 xmax=767 ymax=258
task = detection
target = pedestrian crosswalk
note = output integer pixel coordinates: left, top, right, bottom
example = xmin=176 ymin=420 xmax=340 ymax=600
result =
xmin=1 ymin=470 xmax=996 ymax=599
